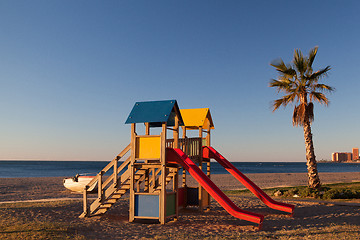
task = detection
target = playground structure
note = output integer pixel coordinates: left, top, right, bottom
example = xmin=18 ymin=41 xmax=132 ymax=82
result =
xmin=79 ymin=100 xmax=294 ymax=228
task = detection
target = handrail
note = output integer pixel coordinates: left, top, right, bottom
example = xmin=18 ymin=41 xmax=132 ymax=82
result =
xmin=101 ymin=156 xmax=131 ymax=189
xmin=166 ymin=137 xmax=202 ymax=160
xmin=85 ymin=143 xmax=131 ymax=189
xmin=82 ymin=144 xmax=131 ymax=217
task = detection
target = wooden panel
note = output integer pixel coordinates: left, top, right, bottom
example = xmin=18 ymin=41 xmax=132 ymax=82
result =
xmin=135 ymin=136 xmax=161 ymax=159
xmin=177 ymin=188 xmax=186 ymax=207
xmin=135 ymin=194 xmax=159 ymax=218
xmin=166 ymin=193 xmax=176 ymax=217
xmin=187 ymin=187 xmax=199 ymax=206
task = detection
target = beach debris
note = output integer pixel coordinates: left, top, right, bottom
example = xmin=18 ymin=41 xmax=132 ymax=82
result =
xmin=274 ymin=190 xmax=283 ymax=197
xmin=293 ymin=194 xmax=300 ymax=198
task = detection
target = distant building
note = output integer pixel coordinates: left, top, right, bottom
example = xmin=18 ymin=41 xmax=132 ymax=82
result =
xmin=332 ymin=152 xmax=351 ymax=162
xmin=353 ymin=148 xmax=359 ymax=160
xmin=332 ymin=148 xmax=359 ymax=162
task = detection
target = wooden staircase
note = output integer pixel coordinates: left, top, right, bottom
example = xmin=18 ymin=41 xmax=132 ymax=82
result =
xmin=80 ymin=144 xmax=132 ymax=218
xmin=80 ymin=144 xmax=179 ymax=218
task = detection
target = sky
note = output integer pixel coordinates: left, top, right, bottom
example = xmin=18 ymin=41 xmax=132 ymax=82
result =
xmin=1 ymin=1 xmax=360 ymax=162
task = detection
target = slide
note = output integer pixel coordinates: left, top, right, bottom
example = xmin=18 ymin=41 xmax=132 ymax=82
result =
xmin=203 ymin=146 xmax=295 ymax=215
xmin=166 ymin=148 xmax=264 ymax=227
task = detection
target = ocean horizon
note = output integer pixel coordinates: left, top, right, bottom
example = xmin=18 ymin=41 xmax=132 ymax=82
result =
xmin=1 ymin=160 xmax=359 ymax=178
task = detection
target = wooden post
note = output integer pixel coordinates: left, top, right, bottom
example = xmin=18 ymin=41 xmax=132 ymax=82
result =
xmin=144 ymin=122 xmax=150 ymax=190
xmin=144 ymin=169 xmax=149 ymax=192
xmin=181 ymin=126 xmax=187 ymax=188
xmin=160 ymin=123 xmax=167 ymax=224
xmin=98 ymin=171 xmax=103 ymax=201
xmin=174 ymin=167 xmax=179 ymax=221
xmin=83 ymin=187 xmax=88 ymax=217
xmin=198 ymin=127 xmax=203 ymax=211
xmin=206 ymin=128 xmax=211 ymax=178
xmin=174 ymin=115 xmax=179 ymax=149
xmin=145 ymin=122 xmax=150 ymax=135
xmin=129 ymin=123 xmax=136 ymax=222
xmin=182 ymin=126 xmax=186 ymax=138
xmin=206 ymin=125 xmax=211 ymax=146
xmin=113 ymin=158 xmax=118 ymax=186
xmin=150 ymin=168 xmax=155 ymax=192
xmin=182 ymin=168 xmax=187 ymax=188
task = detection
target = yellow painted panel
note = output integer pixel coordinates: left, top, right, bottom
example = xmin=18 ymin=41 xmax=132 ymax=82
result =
xmin=180 ymin=108 xmax=214 ymax=129
xmin=136 ymin=136 xmax=161 ymax=159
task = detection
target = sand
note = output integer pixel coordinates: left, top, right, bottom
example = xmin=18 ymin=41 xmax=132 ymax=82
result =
xmin=0 ymin=172 xmax=360 ymax=239
xmin=1 ymin=172 xmax=359 ymax=202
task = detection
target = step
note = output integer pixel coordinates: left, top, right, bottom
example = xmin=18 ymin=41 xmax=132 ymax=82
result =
xmin=106 ymin=198 xmax=118 ymax=204
xmin=121 ymin=184 xmax=130 ymax=190
xmin=94 ymin=208 xmax=108 ymax=215
xmin=99 ymin=203 xmax=112 ymax=209
xmin=111 ymin=193 xmax=125 ymax=197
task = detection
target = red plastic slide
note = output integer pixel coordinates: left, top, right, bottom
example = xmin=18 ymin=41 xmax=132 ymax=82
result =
xmin=166 ymin=148 xmax=264 ymax=227
xmin=203 ymin=146 xmax=295 ymax=215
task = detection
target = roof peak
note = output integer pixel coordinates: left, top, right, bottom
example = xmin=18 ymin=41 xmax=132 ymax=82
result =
xmin=125 ymin=100 xmax=184 ymax=127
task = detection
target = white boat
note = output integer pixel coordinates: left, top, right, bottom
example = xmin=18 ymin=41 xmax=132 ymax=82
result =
xmin=63 ymin=174 xmax=97 ymax=193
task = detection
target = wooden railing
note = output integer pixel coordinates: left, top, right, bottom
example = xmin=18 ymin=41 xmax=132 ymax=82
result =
xmin=166 ymin=137 xmax=202 ymax=162
xmin=82 ymin=143 xmax=131 ymax=217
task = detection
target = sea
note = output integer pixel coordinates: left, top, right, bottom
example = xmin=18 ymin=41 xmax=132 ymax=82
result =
xmin=0 ymin=160 xmax=359 ymax=178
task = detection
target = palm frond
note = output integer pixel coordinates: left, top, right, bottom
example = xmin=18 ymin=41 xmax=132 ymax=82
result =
xmin=269 ymin=79 xmax=294 ymax=93
xmin=270 ymin=58 xmax=287 ymax=71
xmin=309 ymin=66 xmax=331 ymax=80
xmin=307 ymin=46 xmax=318 ymax=71
xmin=272 ymin=93 xmax=296 ymax=111
xmin=293 ymin=49 xmax=307 ymax=75
xmin=310 ymin=92 xmax=329 ymax=105
xmin=313 ymin=83 xmax=334 ymax=92
xmin=270 ymin=59 xmax=297 ymax=77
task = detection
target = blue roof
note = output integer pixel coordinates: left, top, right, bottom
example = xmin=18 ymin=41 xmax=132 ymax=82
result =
xmin=125 ymin=100 xmax=184 ymax=127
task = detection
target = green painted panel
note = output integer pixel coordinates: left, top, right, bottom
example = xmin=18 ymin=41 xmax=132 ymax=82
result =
xmin=166 ymin=193 xmax=176 ymax=216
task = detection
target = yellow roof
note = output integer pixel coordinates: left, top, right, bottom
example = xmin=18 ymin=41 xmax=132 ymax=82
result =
xmin=180 ymin=108 xmax=214 ymax=130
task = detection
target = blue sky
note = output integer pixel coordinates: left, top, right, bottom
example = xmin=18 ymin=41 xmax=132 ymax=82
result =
xmin=1 ymin=1 xmax=359 ymax=161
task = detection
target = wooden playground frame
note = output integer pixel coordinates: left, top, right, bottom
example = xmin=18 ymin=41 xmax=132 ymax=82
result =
xmin=80 ymin=101 xmax=214 ymax=224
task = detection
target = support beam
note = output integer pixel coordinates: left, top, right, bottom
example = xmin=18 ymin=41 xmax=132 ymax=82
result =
xmin=181 ymin=126 xmax=187 ymax=187
xmin=145 ymin=122 xmax=150 ymax=135
xmin=129 ymin=123 xmax=136 ymax=222
xmin=160 ymin=123 xmax=167 ymax=224
xmin=174 ymin=115 xmax=179 ymax=149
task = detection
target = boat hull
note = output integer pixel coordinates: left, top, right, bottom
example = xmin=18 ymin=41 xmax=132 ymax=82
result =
xmin=63 ymin=176 xmax=97 ymax=193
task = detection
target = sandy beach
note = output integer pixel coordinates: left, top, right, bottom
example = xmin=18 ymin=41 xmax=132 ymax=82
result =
xmin=1 ymin=172 xmax=360 ymax=239
xmin=1 ymin=172 xmax=359 ymax=202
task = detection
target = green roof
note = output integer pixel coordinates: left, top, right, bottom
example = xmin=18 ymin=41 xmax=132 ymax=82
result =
xmin=125 ymin=100 xmax=184 ymax=127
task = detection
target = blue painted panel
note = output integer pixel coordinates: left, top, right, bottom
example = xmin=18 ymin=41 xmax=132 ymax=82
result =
xmin=125 ymin=100 xmax=184 ymax=127
xmin=135 ymin=195 xmax=159 ymax=217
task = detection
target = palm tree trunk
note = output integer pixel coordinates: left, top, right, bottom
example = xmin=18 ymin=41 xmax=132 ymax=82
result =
xmin=303 ymin=119 xmax=321 ymax=188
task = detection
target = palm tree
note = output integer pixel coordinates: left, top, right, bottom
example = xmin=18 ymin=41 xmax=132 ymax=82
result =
xmin=269 ymin=46 xmax=333 ymax=189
